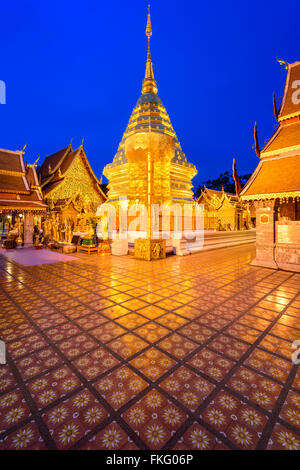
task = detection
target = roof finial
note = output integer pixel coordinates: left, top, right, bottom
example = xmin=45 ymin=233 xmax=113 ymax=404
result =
xmin=33 ymin=155 xmax=40 ymax=167
xmin=253 ymin=122 xmax=260 ymax=157
xmin=142 ymin=4 xmax=158 ymax=95
xmin=273 ymin=91 xmax=278 ymax=120
xmin=146 ymin=4 xmax=152 ymax=38
xmin=276 ymin=56 xmax=289 ymax=70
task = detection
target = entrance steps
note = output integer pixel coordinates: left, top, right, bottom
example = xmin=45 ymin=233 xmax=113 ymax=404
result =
xmin=127 ymin=230 xmax=256 ymax=256
xmin=186 ymin=229 xmax=256 ymax=254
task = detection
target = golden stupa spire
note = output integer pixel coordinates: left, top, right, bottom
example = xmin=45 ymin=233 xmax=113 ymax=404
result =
xmin=142 ymin=5 xmax=158 ymax=94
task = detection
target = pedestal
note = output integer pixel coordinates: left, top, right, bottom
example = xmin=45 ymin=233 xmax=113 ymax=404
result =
xmin=111 ymin=238 xmax=128 ymax=256
xmin=275 ymin=221 xmax=300 ymax=272
xmin=77 ymin=244 xmax=98 ymax=254
xmin=63 ymin=243 xmax=77 ymax=254
xmin=251 ymin=201 xmax=278 ymax=269
xmin=172 ymin=238 xmax=189 ymax=256
xmin=134 ymin=238 xmax=166 ymax=261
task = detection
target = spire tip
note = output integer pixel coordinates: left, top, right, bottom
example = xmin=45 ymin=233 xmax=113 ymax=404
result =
xmin=146 ymin=4 xmax=152 ymax=38
xmin=142 ymin=4 xmax=157 ymax=94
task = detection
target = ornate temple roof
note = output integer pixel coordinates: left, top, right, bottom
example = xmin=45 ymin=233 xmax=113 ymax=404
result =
xmin=197 ymin=187 xmax=239 ymax=208
xmin=278 ymin=62 xmax=300 ymax=121
xmin=0 ymin=148 xmax=47 ymax=212
xmin=261 ymin=120 xmax=300 ymax=157
xmin=39 ymin=143 xmax=107 ymax=201
xmin=241 ymin=61 xmax=300 ymax=201
xmin=0 ymin=148 xmax=25 ymax=173
xmin=25 ymin=164 xmax=40 ymax=188
xmin=40 ymin=145 xmax=71 ymax=179
xmin=0 ymin=174 xmax=29 ymax=193
xmin=104 ymin=8 xmax=196 ymax=175
xmin=241 ymin=156 xmax=300 ymax=200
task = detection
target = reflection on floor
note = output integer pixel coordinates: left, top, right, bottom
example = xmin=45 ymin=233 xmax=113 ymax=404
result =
xmin=0 ymin=244 xmax=299 ymax=450
xmin=0 ymin=248 xmax=78 ymax=266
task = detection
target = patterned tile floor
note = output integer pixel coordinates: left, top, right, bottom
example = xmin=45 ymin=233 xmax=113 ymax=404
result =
xmin=0 ymin=245 xmax=299 ymax=450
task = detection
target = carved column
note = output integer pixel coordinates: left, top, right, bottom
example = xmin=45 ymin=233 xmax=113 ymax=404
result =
xmin=251 ymin=200 xmax=277 ymax=269
xmin=23 ymin=213 xmax=34 ymax=247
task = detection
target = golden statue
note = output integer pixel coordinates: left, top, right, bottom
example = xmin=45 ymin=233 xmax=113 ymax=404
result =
xmin=101 ymin=216 xmax=109 ymax=241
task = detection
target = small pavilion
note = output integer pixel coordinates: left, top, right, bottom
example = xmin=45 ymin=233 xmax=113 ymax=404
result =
xmin=39 ymin=142 xmax=106 ymax=243
xmin=0 ymin=148 xmax=47 ymax=245
xmin=197 ymin=187 xmax=254 ymax=231
xmin=241 ymin=61 xmax=300 ymax=271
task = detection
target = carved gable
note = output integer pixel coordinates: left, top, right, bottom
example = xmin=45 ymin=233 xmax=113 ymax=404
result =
xmin=47 ymin=153 xmax=103 ymax=205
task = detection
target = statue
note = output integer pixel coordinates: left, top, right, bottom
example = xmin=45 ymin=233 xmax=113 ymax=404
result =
xmin=152 ymin=242 xmax=161 ymax=259
xmin=81 ymin=218 xmax=96 ymax=247
xmin=53 ymin=214 xmax=59 ymax=241
xmin=102 ymin=216 xmax=109 ymax=241
xmin=67 ymin=221 xmax=72 ymax=243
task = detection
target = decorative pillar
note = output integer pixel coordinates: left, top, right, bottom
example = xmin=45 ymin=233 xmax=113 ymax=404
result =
xmin=23 ymin=213 xmax=34 ymax=247
xmin=251 ymin=200 xmax=277 ymax=269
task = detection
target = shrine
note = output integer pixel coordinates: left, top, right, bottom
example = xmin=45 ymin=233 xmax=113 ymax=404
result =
xmin=241 ymin=61 xmax=300 ymax=271
xmin=38 ymin=141 xmax=107 ymax=248
xmin=0 ymin=147 xmax=47 ymax=247
xmin=102 ymin=8 xmax=198 ymax=257
xmin=197 ymin=187 xmax=255 ymax=231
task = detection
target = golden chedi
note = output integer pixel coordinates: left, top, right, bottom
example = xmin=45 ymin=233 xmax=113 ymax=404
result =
xmin=102 ymin=8 xmax=197 ymax=239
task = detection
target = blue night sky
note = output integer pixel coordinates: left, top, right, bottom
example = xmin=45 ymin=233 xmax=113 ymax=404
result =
xmin=1 ymin=0 xmax=299 ymax=190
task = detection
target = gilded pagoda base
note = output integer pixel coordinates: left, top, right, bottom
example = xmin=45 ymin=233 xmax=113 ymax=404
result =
xmin=111 ymin=238 xmax=128 ymax=256
xmin=134 ymin=238 xmax=166 ymax=261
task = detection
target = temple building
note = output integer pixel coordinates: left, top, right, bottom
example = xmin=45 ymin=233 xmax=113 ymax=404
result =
xmin=102 ymin=9 xmax=197 ymax=239
xmin=39 ymin=142 xmax=106 ymax=242
xmin=0 ymin=148 xmax=47 ymax=245
xmin=241 ymin=61 xmax=300 ymax=272
xmin=197 ymin=187 xmax=254 ymax=230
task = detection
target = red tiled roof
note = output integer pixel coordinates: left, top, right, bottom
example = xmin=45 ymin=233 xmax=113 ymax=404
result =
xmin=0 ymin=148 xmax=46 ymax=210
xmin=0 ymin=149 xmax=24 ymax=173
xmin=279 ymin=62 xmax=300 ymax=120
xmin=0 ymin=200 xmax=47 ymax=210
xmin=59 ymin=148 xmax=79 ymax=175
xmin=262 ymin=121 xmax=300 ymax=156
xmin=39 ymin=146 xmax=71 ymax=179
xmin=25 ymin=165 xmax=39 ymax=187
xmin=40 ymin=146 xmax=107 ymax=202
xmin=241 ymin=155 xmax=300 ymax=198
xmin=0 ymin=174 xmax=29 ymax=192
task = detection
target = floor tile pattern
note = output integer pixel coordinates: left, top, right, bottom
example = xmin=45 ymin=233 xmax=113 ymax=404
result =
xmin=0 ymin=245 xmax=299 ymax=450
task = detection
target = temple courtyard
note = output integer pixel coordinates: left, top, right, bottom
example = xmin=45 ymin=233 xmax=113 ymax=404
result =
xmin=0 ymin=244 xmax=299 ymax=450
